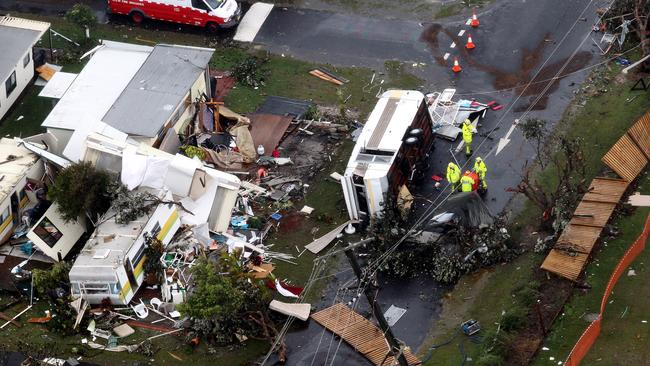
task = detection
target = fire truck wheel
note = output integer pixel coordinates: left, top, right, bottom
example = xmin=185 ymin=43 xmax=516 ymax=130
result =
xmin=129 ymin=11 xmax=145 ymax=24
xmin=206 ymin=22 xmax=220 ymax=33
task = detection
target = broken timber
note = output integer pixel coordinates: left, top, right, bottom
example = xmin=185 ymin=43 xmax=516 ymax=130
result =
xmin=541 ymin=109 xmax=650 ymax=281
xmin=311 ymin=303 xmax=421 ymax=366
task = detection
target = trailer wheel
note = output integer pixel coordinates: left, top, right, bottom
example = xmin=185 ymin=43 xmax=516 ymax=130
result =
xmin=206 ymin=22 xmax=220 ymax=34
xmin=129 ymin=10 xmax=145 ymax=24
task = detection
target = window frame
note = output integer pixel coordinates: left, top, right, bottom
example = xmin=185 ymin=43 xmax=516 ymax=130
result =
xmin=5 ymin=71 xmax=17 ymax=97
xmin=33 ymin=216 xmax=63 ymax=248
xmin=23 ymin=52 xmax=31 ymax=68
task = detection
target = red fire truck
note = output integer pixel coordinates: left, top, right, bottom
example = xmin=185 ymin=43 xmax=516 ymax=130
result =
xmin=107 ymin=0 xmax=242 ymax=31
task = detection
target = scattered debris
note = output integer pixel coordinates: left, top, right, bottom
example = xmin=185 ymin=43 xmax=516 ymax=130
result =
xmin=269 ymin=300 xmax=311 ymax=321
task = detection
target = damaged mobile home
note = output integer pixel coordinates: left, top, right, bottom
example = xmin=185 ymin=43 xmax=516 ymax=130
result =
xmin=341 ymin=90 xmax=434 ymax=220
xmin=65 ymin=131 xmax=240 ymax=304
xmin=40 ymin=40 xmax=215 ymax=161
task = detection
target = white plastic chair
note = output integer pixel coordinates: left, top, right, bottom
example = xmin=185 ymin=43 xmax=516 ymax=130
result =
xmin=150 ymin=297 xmax=163 ymax=310
xmin=131 ymin=300 xmax=149 ymax=319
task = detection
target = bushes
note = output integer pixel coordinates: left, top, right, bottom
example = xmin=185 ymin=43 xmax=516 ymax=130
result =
xmin=476 ymin=354 xmax=506 ymax=366
xmin=231 ymin=56 xmax=269 ymax=88
xmin=32 ymin=261 xmax=71 ymax=296
xmin=65 ymin=4 xmax=97 ymax=29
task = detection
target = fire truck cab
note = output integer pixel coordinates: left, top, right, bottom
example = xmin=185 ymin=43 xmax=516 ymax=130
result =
xmin=107 ymin=0 xmax=242 ymax=31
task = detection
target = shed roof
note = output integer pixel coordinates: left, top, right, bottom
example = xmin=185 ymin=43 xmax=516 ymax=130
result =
xmin=41 ymin=41 xmax=153 ymax=131
xmin=0 ymin=138 xmax=40 ymax=205
xmin=0 ymin=16 xmax=50 ymax=81
xmin=102 ymin=44 xmax=214 ymax=137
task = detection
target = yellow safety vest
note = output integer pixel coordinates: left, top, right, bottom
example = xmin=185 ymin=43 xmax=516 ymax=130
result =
xmin=462 ymin=123 xmax=473 ymax=143
xmin=474 ymin=160 xmax=487 ymax=177
xmin=460 ymin=175 xmax=475 ymax=192
xmin=447 ymin=164 xmax=460 ymax=183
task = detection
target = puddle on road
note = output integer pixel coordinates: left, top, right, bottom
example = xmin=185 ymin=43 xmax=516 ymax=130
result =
xmin=420 ymin=24 xmax=592 ymax=110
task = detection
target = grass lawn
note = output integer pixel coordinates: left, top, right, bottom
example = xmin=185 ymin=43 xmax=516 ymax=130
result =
xmin=419 ymin=62 xmax=650 ymax=365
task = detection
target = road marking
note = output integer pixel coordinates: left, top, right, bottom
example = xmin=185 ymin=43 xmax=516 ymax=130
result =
xmin=496 ymin=120 xmax=519 ymax=155
xmin=466 ymin=18 xmax=472 ymax=25
xmin=458 ymin=29 xmax=465 ymax=37
xmin=450 ymin=42 xmax=456 ymax=48
xmin=233 ymin=2 xmax=274 ymax=42
xmin=443 ymin=52 xmax=450 ymax=60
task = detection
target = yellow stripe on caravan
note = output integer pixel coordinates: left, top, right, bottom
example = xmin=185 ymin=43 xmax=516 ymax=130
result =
xmin=19 ymin=195 xmax=29 ymax=208
xmin=119 ymin=279 xmax=132 ymax=302
xmin=156 ymin=209 xmax=179 ymax=242
xmin=0 ymin=214 xmax=13 ymax=234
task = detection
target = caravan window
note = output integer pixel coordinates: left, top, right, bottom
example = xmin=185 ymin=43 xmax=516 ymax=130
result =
xmin=81 ymin=282 xmax=110 ymax=295
xmin=150 ymin=222 xmax=161 ymax=239
xmin=33 ymin=217 xmax=63 ymax=247
xmin=0 ymin=207 xmax=10 ymax=228
xmin=132 ymin=244 xmax=146 ymax=269
xmin=5 ymin=71 xmax=16 ymax=97
xmin=71 ymin=282 xmax=81 ymax=295
xmin=110 ymin=282 xmax=122 ymax=295
xmin=23 ymin=52 xmax=31 ymax=68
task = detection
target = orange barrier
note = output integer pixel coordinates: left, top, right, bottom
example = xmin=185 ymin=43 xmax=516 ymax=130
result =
xmin=564 ymin=212 xmax=650 ymax=366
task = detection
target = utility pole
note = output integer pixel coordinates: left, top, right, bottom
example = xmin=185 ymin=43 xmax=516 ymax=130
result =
xmin=344 ymin=244 xmax=409 ymax=366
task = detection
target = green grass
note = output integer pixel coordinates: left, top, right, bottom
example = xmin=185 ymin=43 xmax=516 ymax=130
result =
xmin=533 ymin=179 xmax=650 ymax=366
xmin=0 ymin=86 xmax=50 ymax=137
xmin=420 ymin=63 xmax=650 ymax=365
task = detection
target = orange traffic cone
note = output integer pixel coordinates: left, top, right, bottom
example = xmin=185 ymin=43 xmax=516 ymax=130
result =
xmin=470 ymin=9 xmax=480 ymax=27
xmin=465 ymin=34 xmax=475 ymax=49
xmin=452 ymin=57 xmax=462 ymax=73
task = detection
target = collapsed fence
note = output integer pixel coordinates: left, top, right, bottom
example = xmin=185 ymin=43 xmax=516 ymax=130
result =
xmin=563 ymin=211 xmax=650 ymax=366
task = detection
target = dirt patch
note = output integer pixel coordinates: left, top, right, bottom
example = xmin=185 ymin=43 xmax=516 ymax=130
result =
xmin=419 ymin=25 xmax=593 ymax=110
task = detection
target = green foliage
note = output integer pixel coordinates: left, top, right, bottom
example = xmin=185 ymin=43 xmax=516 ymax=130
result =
xmin=143 ymin=234 xmax=165 ymax=278
xmin=365 ymin=195 xmax=514 ymax=283
xmin=32 ymin=261 xmax=71 ymax=296
xmin=481 ymin=328 xmax=513 ymax=359
xmin=49 ymin=162 xmax=116 ymax=223
xmin=232 ymin=56 xmax=269 ymax=88
xmin=475 ymin=354 xmax=505 ymax=366
xmin=112 ymin=185 xmax=155 ymax=224
xmin=303 ymin=105 xmax=321 ymax=121
xmin=65 ymin=4 xmax=97 ymax=29
xmin=513 ymin=281 xmax=541 ymax=307
xmin=247 ymin=216 xmax=264 ymax=230
xmin=180 ymin=145 xmax=206 ymax=160
xmin=46 ymin=296 xmax=80 ymax=335
xmin=500 ymin=306 xmax=529 ymax=332
xmin=178 ymin=254 xmax=271 ymax=345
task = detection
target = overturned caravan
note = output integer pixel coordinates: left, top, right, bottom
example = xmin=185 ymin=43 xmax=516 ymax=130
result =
xmin=341 ymin=90 xmax=435 ymax=221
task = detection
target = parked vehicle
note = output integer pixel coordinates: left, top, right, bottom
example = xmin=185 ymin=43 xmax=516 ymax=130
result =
xmin=107 ymin=0 xmax=242 ymax=31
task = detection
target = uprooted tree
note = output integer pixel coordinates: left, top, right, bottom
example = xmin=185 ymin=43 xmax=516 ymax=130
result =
xmin=362 ymin=193 xmax=516 ymax=283
xmin=510 ymin=118 xmax=588 ymax=233
xmin=178 ymin=253 xmax=274 ymax=346
xmin=49 ymin=162 xmax=118 ymax=226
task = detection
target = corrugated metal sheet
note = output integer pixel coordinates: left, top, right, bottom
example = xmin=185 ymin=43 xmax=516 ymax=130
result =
xmin=102 ymin=45 xmax=214 ymax=137
xmin=541 ymin=249 xmax=589 ymax=282
xmin=628 ymin=110 xmax=650 ymax=159
xmin=311 ymin=303 xmax=421 ymax=366
xmin=601 ymin=133 xmax=648 ymax=182
xmin=583 ymin=177 xmax=629 ymax=204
